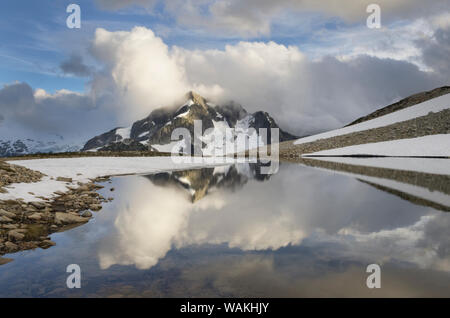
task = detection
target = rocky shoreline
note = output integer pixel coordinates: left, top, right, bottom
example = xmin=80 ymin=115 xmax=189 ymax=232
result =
xmin=0 ymin=161 xmax=114 ymax=261
xmin=0 ymin=161 xmax=44 ymax=193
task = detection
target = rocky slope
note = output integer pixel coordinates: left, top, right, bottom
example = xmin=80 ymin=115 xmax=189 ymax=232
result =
xmin=280 ymin=86 xmax=450 ymax=158
xmin=83 ymin=91 xmax=298 ymax=154
xmin=346 ymin=86 xmax=450 ymax=126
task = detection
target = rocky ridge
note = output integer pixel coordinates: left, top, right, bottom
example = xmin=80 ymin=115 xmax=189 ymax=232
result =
xmin=83 ymin=91 xmax=298 ymax=153
xmin=280 ymin=86 xmax=450 ymax=158
xmin=281 ymin=108 xmax=450 ymax=158
xmin=346 ymin=86 xmax=450 ymax=126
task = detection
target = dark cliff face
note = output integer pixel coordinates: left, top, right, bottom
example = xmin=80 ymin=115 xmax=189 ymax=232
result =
xmin=214 ymin=102 xmax=248 ymax=127
xmin=82 ymin=128 xmax=122 ymax=151
xmin=251 ymin=111 xmax=298 ymax=142
xmin=82 ymin=91 xmax=299 ymax=153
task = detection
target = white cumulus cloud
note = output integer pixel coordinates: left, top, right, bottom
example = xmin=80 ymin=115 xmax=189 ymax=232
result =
xmin=90 ymin=26 xmax=445 ymax=136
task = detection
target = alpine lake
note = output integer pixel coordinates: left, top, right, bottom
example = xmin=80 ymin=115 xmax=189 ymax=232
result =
xmin=1 ymin=157 xmax=449 ymax=297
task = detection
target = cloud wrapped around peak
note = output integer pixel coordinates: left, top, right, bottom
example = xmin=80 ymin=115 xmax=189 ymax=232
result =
xmin=2 ymin=20 xmax=447 ymax=140
xmin=90 ymin=26 xmax=444 ymax=136
xmin=91 ymin=27 xmax=190 ymax=122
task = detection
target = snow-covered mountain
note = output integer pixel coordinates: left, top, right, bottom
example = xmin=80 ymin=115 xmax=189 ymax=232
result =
xmin=82 ymin=91 xmax=298 ymax=154
xmin=0 ymin=138 xmax=81 ymax=157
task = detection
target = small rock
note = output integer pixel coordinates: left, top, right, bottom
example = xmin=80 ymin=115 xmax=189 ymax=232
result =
xmin=28 ymin=213 xmax=42 ymax=221
xmin=54 ymin=212 xmax=88 ymax=225
xmin=25 ymin=207 xmax=37 ymax=213
xmin=0 ymin=209 xmax=16 ymax=219
xmin=1 ymin=224 xmax=17 ymax=229
xmin=89 ymin=204 xmax=102 ymax=211
xmin=4 ymin=241 xmax=18 ymax=252
xmin=77 ymin=185 xmax=90 ymax=192
xmin=30 ymin=202 xmax=46 ymax=210
xmin=8 ymin=230 xmax=25 ymax=241
xmin=40 ymin=240 xmax=56 ymax=249
xmin=51 ymin=203 xmax=66 ymax=212
xmin=81 ymin=211 xmax=93 ymax=218
xmin=56 ymin=177 xmax=73 ymax=183
xmin=0 ymin=215 xmax=13 ymax=223
xmin=110 ymin=188 xmax=115 ymax=192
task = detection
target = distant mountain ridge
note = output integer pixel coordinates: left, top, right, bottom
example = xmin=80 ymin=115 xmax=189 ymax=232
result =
xmin=0 ymin=138 xmax=80 ymax=157
xmin=82 ymin=91 xmax=298 ymax=154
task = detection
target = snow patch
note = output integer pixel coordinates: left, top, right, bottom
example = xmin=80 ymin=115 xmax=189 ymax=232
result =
xmin=294 ymin=93 xmax=450 ymax=145
xmin=152 ymin=140 xmax=187 ymax=153
xmin=175 ymin=108 xmax=190 ymax=118
xmin=1 ymin=157 xmax=231 ymax=202
xmin=305 ymin=134 xmax=450 ymax=157
xmin=116 ymin=127 xmax=132 ymax=140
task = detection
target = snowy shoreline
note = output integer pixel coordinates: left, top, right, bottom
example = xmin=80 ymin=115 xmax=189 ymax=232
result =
xmin=1 ymin=156 xmax=232 ymax=202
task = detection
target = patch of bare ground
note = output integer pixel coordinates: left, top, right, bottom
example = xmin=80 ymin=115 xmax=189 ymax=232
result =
xmin=0 ymin=161 xmax=45 ymax=193
xmin=347 ymin=86 xmax=450 ymax=126
xmin=280 ymin=108 xmax=450 ymax=158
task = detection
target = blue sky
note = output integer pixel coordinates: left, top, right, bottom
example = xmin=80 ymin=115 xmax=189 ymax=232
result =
xmin=0 ymin=0 xmax=448 ymax=142
xmin=0 ymin=0 xmax=372 ymax=93
xmin=0 ymin=1 xmax=139 ymax=92
xmin=0 ymin=0 xmax=182 ymax=92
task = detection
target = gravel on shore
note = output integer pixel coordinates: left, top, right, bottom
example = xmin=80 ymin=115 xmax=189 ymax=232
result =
xmin=0 ymin=161 xmax=113 ymax=258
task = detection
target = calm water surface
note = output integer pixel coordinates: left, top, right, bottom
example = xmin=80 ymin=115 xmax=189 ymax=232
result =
xmin=0 ymin=162 xmax=449 ymax=297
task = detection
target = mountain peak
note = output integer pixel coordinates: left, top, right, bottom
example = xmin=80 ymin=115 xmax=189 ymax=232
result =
xmin=185 ymin=91 xmax=207 ymax=109
xmin=82 ymin=92 xmax=299 ymax=152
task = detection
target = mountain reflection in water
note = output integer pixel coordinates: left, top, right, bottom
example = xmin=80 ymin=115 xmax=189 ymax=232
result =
xmin=0 ymin=159 xmax=449 ymax=297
